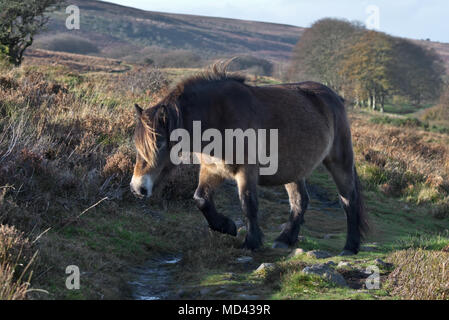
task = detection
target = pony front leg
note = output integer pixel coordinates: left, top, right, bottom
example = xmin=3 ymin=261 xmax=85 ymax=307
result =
xmin=193 ymin=166 xmax=237 ymax=236
xmin=235 ymin=168 xmax=263 ymax=250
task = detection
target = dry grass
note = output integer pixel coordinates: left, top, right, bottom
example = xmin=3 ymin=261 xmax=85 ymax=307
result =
xmin=350 ymin=112 xmax=449 ymax=209
xmin=0 ymin=56 xmax=203 ymax=298
xmin=0 ymin=224 xmax=34 ymax=300
xmin=387 ymin=249 xmax=449 ymax=300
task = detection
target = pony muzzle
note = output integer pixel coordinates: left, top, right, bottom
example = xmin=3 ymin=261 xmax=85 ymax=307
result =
xmin=130 ymin=174 xmax=154 ymax=198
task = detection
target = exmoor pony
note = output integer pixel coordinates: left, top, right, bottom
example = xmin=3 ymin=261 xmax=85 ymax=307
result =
xmin=130 ymin=66 xmax=368 ymax=254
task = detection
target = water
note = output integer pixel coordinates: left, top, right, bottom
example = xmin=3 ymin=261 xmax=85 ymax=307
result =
xmin=128 ymin=255 xmax=181 ymax=300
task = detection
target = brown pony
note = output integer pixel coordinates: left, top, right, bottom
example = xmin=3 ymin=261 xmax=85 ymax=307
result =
xmin=130 ymin=66 xmax=369 ymax=254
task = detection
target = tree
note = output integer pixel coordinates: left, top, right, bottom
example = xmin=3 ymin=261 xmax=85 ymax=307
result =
xmin=288 ymin=18 xmax=365 ymax=92
xmin=0 ymin=0 xmax=62 ymax=66
xmin=392 ymin=39 xmax=444 ymax=105
xmin=340 ymin=31 xmax=396 ymax=112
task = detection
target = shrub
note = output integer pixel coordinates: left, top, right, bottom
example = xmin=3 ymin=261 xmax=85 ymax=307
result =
xmin=228 ymin=55 xmax=273 ymax=76
xmin=34 ymin=34 xmax=100 ymax=55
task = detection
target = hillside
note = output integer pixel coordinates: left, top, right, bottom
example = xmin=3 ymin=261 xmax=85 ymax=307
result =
xmin=34 ymin=0 xmax=304 ymax=62
xmin=31 ymin=0 xmax=449 ymax=74
xmin=1 ymin=51 xmax=448 ymax=300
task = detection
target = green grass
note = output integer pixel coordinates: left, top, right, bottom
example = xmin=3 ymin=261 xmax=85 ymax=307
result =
xmin=370 ymin=115 xmax=449 ymax=134
xmin=382 ymin=103 xmax=430 ymax=115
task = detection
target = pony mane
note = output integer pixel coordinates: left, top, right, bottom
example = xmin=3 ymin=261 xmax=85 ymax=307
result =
xmin=164 ymin=59 xmax=246 ymax=103
xmin=134 ymin=60 xmax=244 ymax=166
xmin=134 ymin=106 xmax=161 ymax=167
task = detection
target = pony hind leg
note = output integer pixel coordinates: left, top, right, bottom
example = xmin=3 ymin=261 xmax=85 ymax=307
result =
xmin=235 ymin=167 xmax=263 ymax=250
xmin=323 ymin=157 xmax=368 ymax=255
xmin=273 ymin=179 xmax=309 ymax=249
xmin=194 ymin=165 xmax=237 ymax=236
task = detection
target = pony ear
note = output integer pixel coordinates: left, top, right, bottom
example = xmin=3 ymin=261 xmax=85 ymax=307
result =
xmin=134 ymin=104 xmax=143 ymax=117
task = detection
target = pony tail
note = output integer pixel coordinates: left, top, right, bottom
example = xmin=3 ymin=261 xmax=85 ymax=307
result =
xmin=353 ymin=166 xmax=369 ymax=239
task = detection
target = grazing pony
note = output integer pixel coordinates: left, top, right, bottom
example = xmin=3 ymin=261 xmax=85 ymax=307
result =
xmin=130 ymin=67 xmax=368 ymax=254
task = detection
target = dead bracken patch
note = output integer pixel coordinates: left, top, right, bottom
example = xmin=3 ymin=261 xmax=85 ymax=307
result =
xmin=387 ymin=249 xmax=449 ymax=300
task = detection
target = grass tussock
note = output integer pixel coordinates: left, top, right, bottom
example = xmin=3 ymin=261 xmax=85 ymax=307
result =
xmin=0 ymin=224 xmax=34 ymax=300
xmin=387 ymin=249 xmax=449 ymax=299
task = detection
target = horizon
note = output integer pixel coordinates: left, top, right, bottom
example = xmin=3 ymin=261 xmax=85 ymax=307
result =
xmin=100 ymin=0 xmax=449 ymax=43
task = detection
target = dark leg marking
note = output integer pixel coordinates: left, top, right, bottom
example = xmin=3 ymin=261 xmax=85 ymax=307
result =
xmin=236 ymin=168 xmax=263 ymax=250
xmin=193 ymin=166 xmax=237 ymax=236
xmin=273 ymin=179 xmax=309 ymax=248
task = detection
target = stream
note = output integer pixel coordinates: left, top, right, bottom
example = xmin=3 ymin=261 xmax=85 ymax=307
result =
xmin=128 ymin=255 xmax=181 ymax=300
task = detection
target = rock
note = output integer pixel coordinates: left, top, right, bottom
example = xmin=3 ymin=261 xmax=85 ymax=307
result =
xmin=374 ymin=258 xmax=393 ymax=268
xmin=235 ymin=218 xmax=245 ymax=228
xmin=361 ymin=243 xmax=379 ymax=252
xmin=306 ymin=250 xmax=333 ymax=259
xmin=339 ymin=249 xmax=356 ymax=256
xmin=288 ymin=248 xmax=305 ymax=258
xmin=236 ymin=256 xmax=253 ymax=263
xmin=272 ymin=241 xmax=289 ymax=249
xmin=302 ymin=264 xmax=347 ymax=287
xmin=176 ymin=289 xmax=186 ymax=298
xmin=324 ymin=260 xmax=336 ymax=267
xmin=298 ymin=235 xmax=306 ymax=242
xmin=323 ymin=234 xmax=334 ymax=240
xmin=238 ymin=294 xmax=259 ymax=300
xmin=255 ymin=263 xmax=275 ymax=273
xmin=337 ymin=261 xmax=351 ymax=268
xmin=215 ymin=289 xmax=228 ymax=296
xmin=200 ymin=288 xmax=211 ymax=296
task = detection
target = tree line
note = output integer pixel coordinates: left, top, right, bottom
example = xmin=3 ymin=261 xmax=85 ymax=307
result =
xmin=288 ymin=18 xmax=446 ymax=111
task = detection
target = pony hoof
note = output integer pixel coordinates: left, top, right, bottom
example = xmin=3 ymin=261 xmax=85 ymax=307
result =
xmin=272 ymin=241 xmax=289 ymax=249
xmin=242 ymin=236 xmax=263 ymax=251
xmin=339 ymin=249 xmax=357 ymax=256
xmin=224 ymin=218 xmax=237 ymax=236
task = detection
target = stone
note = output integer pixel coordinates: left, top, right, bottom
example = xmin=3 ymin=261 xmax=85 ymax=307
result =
xmin=302 ymin=264 xmax=347 ymax=287
xmin=306 ymin=250 xmax=333 ymax=259
xmin=236 ymin=256 xmax=253 ymax=263
xmin=324 ymin=260 xmax=336 ymax=267
xmin=361 ymin=243 xmax=379 ymax=252
xmin=238 ymin=294 xmax=259 ymax=300
xmin=215 ymin=289 xmax=228 ymax=296
xmin=272 ymin=241 xmax=289 ymax=249
xmin=235 ymin=218 xmax=245 ymax=229
xmin=176 ymin=289 xmax=186 ymax=298
xmin=255 ymin=263 xmax=276 ymax=273
xmin=337 ymin=261 xmax=351 ymax=268
xmin=374 ymin=258 xmax=393 ymax=268
xmin=288 ymin=248 xmax=305 ymax=258
xmin=199 ymin=288 xmax=211 ymax=296
xmin=323 ymin=234 xmax=335 ymax=240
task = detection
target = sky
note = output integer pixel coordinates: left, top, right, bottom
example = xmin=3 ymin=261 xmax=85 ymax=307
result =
xmin=101 ymin=0 xmax=449 ymax=43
